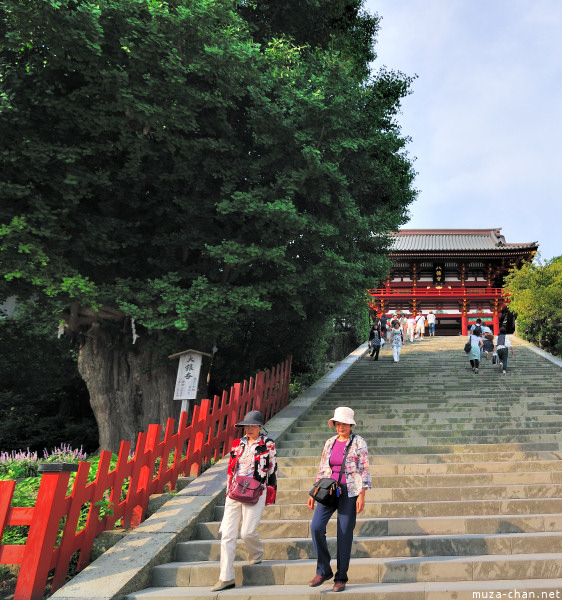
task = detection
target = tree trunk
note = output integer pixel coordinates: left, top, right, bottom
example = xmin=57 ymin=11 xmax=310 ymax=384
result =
xmin=77 ymin=326 xmax=177 ymax=453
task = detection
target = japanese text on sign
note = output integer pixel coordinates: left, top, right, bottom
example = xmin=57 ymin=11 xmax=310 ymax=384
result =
xmin=173 ymin=352 xmax=203 ymax=400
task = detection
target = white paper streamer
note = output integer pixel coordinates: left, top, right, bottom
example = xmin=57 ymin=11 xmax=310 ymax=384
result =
xmin=131 ymin=318 xmax=140 ymax=344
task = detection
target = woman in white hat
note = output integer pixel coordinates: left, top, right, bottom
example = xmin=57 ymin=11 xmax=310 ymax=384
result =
xmin=307 ymin=406 xmax=371 ymax=592
xmin=211 ymin=410 xmax=277 ymax=592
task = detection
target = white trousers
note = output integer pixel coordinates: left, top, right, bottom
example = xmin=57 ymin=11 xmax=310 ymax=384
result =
xmin=393 ymin=345 xmax=402 ymax=362
xmin=407 ymin=325 xmax=414 ymax=342
xmin=219 ymin=491 xmax=266 ymax=581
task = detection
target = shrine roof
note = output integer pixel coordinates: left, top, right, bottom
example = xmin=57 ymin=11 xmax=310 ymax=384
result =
xmin=390 ymin=229 xmax=538 ymax=253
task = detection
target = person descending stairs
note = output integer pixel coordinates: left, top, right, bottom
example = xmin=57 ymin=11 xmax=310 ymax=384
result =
xmin=125 ymin=336 xmax=562 ymax=600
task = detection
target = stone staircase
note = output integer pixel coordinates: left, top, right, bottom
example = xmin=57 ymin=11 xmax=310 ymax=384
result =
xmin=125 ymin=336 xmax=562 ymax=599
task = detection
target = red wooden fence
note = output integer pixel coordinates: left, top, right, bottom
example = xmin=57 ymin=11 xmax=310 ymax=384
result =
xmin=0 ymin=356 xmax=291 ymax=600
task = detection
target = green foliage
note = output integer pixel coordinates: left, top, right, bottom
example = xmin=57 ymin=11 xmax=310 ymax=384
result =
xmin=1 ymin=0 xmax=416 ymax=405
xmin=503 ymin=256 xmax=562 ymax=356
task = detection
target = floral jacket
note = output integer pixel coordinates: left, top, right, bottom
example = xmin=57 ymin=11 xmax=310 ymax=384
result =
xmin=227 ymin=435 xmax=277 ymax=503
xmin=315 ymin=434 xmax=371 ymax=498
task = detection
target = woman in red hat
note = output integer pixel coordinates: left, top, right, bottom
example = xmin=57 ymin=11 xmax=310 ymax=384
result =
xmin=211 ymin=410 xmax=277 ymax=592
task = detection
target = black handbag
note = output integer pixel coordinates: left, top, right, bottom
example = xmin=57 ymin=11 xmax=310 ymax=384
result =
xmin=309 ymin=435 xmax=355 ymax=508
xmin=309 ymin=478 xmax=339 ymax=507
xmin=464 ymin=338 xmax=472 ymax=353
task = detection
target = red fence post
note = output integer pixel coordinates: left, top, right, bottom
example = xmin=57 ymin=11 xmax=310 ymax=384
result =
xmin=50 ymin=460 xmax=92 ymax=592
xmin=130 ymin=424 xmax=160 ymax=527
xmin=0 ymin=480 xmax=16 ymax=565
xmin=282 ymin=355 xmax=292 ymax=408
xmin=14 ymin=463 xmax=78 ymax=600
xmin=188 ymin=399 xmax=211 ymax=476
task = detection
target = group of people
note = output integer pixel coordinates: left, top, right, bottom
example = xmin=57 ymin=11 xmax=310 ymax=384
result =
xmin=212 ymin=406 xmax=371 ymax=593
xmin=466 ymin=318 xmax=514 ymax=374
xmin=368 ymin=311 xmax=437 ymax=363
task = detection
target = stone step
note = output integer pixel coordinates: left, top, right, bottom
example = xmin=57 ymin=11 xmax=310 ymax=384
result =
xmin=275 ymin=483 xmax=562 ymax=503
xmin=306 ymin=396 xmax=557 ymax=401
xmin=215 ymin=497 xmax=562 ymax=520
xmin=277 ymin=471 xmax=561 ymax=489
xmin=279 ymin=442 xmax=562 ymax=456
xmin=196 ymin=513 xmax=562 ymax=540
xmin=302 ymin=405 xmax=562 ymax=413
xmin=281 ymin=428 xmax=562 ymax=441
xmin=291 ymin=418 xmax=562 ymax=430
xmin=278 ymin=441 xmax=562 ymax=454
xmin=137 ymin=554 xmax=562 ymax=589
xmin=301 ymin=401 xmax=562 ymax=409
xmin=278 ymin=460 xmax=562 ymax=477
xmin=314 ymin=376 xmax=557 ymax=384
xmin=310 ymin=395 xmax=562 ymax=401
xmin=124 ymin=577 xmax=562 ymax=600
xmin=277 ymin=451 xmax=562 ymax=467
xmin=176 ymin=531 xmax=562 ymax=563
xmin=294 ymin=413 xmax=562 ymax=424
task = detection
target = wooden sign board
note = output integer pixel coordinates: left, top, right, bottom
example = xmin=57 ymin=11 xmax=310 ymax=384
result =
xmin=173 ymin=351 xmax=203 ymax=400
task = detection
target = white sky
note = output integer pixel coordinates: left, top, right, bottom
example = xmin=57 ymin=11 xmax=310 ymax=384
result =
xmin=364 ymin=0 xmax=561 ymax=262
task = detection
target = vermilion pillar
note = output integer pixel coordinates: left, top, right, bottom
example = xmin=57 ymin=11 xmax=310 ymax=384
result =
xmin=493 ymin=311 xmax=500 ymax=334
xmin=461 ymin=298 xmax=468 ymax=336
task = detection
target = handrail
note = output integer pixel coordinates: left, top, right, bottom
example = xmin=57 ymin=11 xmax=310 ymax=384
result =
xmin=368 ymin=287 xmax=504 ymax=297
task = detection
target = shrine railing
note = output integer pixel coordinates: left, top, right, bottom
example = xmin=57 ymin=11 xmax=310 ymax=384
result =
xmin=0 ymin=355 xmax=291 ymax=600
xmin=368 ymin=287 xmax=504 ymax=297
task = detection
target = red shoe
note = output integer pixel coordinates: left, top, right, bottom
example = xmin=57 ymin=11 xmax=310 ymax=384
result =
xmin=333 ymin=581 xmax=346 ymax=592
xmin=309 ymin=574 xmax=332 ymax=587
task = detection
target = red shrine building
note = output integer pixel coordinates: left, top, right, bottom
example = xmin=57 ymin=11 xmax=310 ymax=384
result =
xmin=368 ymin=229 xmax=538 ymax=336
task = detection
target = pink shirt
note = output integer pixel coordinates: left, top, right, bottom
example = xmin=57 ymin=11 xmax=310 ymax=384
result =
xmin=329 ymin=440 xmax=347 ymax=484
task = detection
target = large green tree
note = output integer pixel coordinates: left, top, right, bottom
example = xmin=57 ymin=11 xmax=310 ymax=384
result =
xmin=503 ymin=256 xmax=562 ymax=355
xmin=1 ymin=0 xmax=416 ymax=451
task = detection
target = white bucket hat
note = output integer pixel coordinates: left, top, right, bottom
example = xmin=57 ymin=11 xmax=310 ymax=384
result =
xmin=328 ymin=406 xmax=356 ymax=427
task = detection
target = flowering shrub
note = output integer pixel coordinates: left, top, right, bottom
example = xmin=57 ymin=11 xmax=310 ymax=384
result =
xmin=43 ymin=444 xmax=87 ymax=463
xmin=0 ymin=445 xmax=87 ymax=479
xmin=0 ymin=448 xmax=39 ymax=479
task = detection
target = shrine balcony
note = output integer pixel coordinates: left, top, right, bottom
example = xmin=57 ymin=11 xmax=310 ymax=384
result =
xmin=368 ymin=287 xmax=504 ymax=299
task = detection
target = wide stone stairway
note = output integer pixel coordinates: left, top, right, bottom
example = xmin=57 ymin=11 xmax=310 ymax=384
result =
xmin=126 ymin=336 xmax=562 ymax=599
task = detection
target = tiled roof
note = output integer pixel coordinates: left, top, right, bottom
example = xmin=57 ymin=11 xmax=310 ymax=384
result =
xmin=390 ymin=229 xmax=538 ymax=252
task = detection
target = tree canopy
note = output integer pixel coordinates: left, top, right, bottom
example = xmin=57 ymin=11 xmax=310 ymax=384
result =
xmin=503 ymin=256 xmax=562 ymax=356
xmin=1 ymin=0 xmax=417 ymax=449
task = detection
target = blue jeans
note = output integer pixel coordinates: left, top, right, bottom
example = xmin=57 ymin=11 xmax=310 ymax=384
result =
xmin=429 ymin=323 xmax=435 ymax=335
xmin=310 ymin=484 xmax=357 ymax=583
